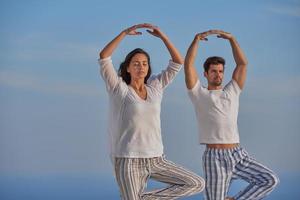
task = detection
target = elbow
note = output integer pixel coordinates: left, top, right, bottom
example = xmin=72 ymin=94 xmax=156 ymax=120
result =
xmin=242 ymin=57 xmax=248 ymax=66
xmin=173 ymin=56 xmax=184 ymax=65
xmin=184 ymin=59 xmax=192 ymax=69
xmin=238 ymin=60 xmax=248 ymax=67
xmin=184 ymin=57 xmax=189 ymax=67
xmin=99 ymin=49 xmax=111 ymax=59
xmin=177 ymin=58 xmax=184 ymax=65
xmin=99 ymin=51 xmax=106 ymax=59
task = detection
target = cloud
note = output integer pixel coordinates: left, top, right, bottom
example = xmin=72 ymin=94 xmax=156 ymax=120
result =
xmin=268 ymin=4 xmax=300 ymax=18
xmin=2 ymin=32 xmax=100 ymax=62
xmin=0 ymin=70 xmax=104 ymax=97
xmin=245 ymin=75 xmax=300 ymax=98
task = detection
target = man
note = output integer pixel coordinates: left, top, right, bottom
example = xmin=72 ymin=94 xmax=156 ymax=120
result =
xmin=184 ymin=30 xmax=279 ymax=200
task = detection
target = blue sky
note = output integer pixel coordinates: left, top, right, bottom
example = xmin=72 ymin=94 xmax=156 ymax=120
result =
xmin=0 ymin=0 xmax=300 ymax=198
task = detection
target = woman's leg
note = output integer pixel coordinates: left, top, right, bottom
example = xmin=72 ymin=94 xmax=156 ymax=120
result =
xmin=142 ymin=156 xmax=205 ymax=200
xmin=115 ymin=158 xmax=150 ymax=200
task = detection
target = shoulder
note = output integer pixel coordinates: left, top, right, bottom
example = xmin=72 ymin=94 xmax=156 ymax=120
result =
xmin=224 ymin=79 xmax=242 ymax=95
xmin=187 ymin=80 xmax=207 ymax=100
xmin=147 ymin=75 xmax=163 ymax=90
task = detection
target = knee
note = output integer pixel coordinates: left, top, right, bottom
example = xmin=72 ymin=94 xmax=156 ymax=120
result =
xmin=269 ymin=173 xmax=280 ymax=188
xmin=190 ymin=176 xmax=205 ymax=193
xmin=264 ymin=171 xmax=280 ymax=189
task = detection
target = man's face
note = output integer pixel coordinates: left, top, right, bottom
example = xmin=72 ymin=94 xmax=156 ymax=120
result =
xmin=204 ymin=64 xmax=224 ymax=87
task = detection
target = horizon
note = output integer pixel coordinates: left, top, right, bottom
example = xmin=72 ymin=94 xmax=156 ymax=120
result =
xmin=1 ymin=0 xmax=299 ymax=199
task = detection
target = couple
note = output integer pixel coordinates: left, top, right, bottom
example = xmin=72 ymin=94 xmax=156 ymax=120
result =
xmin=98 ymin=23 xmax=279 ymax=200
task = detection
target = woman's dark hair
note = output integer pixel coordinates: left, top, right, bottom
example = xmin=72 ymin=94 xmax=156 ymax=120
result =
xmin=118 ymin=48 xmax=152 ymax=85
xmin=203 ymin=56 xmax=225 ymax=72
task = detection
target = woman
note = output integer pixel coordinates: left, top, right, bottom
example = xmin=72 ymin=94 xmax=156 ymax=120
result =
xmin=98 ymin=23 xmax=204 ymax=200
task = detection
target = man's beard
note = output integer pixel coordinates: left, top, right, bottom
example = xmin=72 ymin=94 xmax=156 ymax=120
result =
xmin=210 ymin=79 xmax=222 ymax=87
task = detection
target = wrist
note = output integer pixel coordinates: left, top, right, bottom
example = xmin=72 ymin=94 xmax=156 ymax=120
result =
xmin=194 ymin=36 xmax=201 ymax=43
xmin=121 ymin=30 xmax=128 ymax=36
xmin=159 ymin=32 xmax=168 ymax=39
xmin=160 ymin=35 xmax=169 ymax=42
xmin=229 ymin=36 xmax=236 ymax=42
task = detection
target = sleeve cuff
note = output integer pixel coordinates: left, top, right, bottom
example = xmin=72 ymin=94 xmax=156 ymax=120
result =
xmin=187 ymin=80 xmax=200 ymax=93
xmin=232 ymin=79 xmax=242 ymax=93
xmin=168 ymin=59 xmax=182 ymax=71
xmin=98 ymin=56 xmax=112 ymax=64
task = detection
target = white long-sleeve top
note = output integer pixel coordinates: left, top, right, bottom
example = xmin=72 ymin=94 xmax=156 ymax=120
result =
xmin=99 ymin=57 xmax=182 ymax=158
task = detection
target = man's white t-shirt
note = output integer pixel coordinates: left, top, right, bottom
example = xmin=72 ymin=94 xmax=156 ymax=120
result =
xmin=99 ymin=57 xmax=182 ymax=158
xmin=188 ymin=79 xmax=242 ymax=144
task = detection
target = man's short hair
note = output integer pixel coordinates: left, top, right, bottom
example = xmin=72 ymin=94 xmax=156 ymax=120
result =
xmin=203 ymin=56 xmax=225 ymax=72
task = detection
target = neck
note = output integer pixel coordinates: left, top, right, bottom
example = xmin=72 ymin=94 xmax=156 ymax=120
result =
xmin=130 ymin=79 xmax=145 ymax=91
xmin=207 ymin=84 xmax=222 ymax=90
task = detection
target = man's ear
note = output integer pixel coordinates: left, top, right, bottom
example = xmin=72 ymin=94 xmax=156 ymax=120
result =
xmin=204 ymin=71 xmax=208 ymax=78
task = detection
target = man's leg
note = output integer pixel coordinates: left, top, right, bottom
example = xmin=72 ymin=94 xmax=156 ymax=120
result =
xmin=231 ymin=148 xmax=279 ymax=200
xmin=142 ymin=156 xmax=205 ymax=200
xmin=114 ymin=158 xmax=150 ymax=200
xmin=203 ymin=148 xmax=232 ymax=200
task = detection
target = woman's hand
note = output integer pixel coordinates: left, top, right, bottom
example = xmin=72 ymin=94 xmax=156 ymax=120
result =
xmin=123 ymin=23 xmax=154 ymax=36
xmin=99 ymin=23 xmax=153 ymax=58
xmin=145 ymin=24 xmax=183 ymax=64
xmin=146 ymin=25 xmax=168 ymax=40
xmin=123 ymin=23 xmax=168 ymax=40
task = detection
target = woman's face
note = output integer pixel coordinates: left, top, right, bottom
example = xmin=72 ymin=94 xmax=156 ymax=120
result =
xmin=127 ymin=53 xmax=149 ymax=82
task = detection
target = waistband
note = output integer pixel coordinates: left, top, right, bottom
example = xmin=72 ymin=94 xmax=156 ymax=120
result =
xmin=114 ymin=155 xmax=164 ymax=165
xmin=206 ymin=143 xmax=239 ymax=149
xmin=204 ymin=145 xmax=243 ymax=154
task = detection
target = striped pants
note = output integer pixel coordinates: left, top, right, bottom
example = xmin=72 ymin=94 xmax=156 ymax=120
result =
xmin=114 ymin=156 xmax=205 ymax=200
xmin=203 ymin=146 xmax=279 ymax=200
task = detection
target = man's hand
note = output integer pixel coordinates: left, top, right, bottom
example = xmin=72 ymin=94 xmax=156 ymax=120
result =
xmin=194 ymin=29 xmax=234 ymax=41
xmin=214 ymin=30 xmax=234 ymax=40
xmin=196 ymin=30 xmax=234 ymax=40
xmin=194 ymin=30 xmax=215 ymax=41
